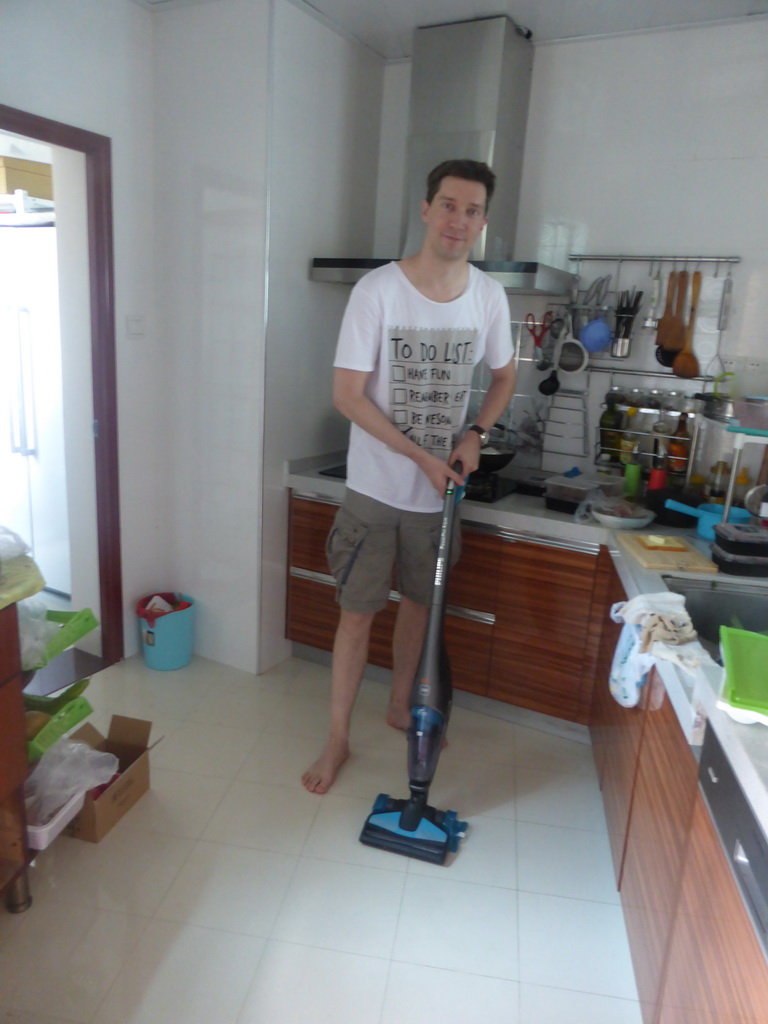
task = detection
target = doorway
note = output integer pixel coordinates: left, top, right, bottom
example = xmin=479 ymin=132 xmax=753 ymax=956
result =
xmin=0 ymin=104 xmax=123 ymax=668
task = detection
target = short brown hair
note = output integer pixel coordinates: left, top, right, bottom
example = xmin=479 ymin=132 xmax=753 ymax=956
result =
xmin=425 ymin=160 xmax=496 ymax=209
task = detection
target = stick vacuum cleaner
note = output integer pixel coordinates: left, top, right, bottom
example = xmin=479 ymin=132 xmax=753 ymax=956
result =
xmin=359 ymin=467 xmax=468 ymax=865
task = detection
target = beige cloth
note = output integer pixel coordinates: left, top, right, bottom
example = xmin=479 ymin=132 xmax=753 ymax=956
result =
xmin=639 ymin=613 xmax=698 ymax=653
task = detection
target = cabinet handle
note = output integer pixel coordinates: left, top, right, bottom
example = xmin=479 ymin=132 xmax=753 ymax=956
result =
xmin=497 ymin=529 xmax=600 ymax=556
xmin=733 ymin=840 xmax=768 ymax=936
xmin=707 ymin=766 xmax=719 ymax=784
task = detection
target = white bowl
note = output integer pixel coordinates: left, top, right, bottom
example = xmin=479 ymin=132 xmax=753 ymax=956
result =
xmin=592 ymin=509 xmax=656 ymax=530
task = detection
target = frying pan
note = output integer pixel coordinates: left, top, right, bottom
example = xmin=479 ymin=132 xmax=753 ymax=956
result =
xmin=477 ymin=442 xmax=516 ymax=474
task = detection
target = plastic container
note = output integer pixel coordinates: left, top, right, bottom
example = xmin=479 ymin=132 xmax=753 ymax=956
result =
xmin=720 ymin=627 xmax=768 ymax=718
xmin=663 ymin=499 xmax=752 ymax=541
xmin=137 ymin=593 xmax=195 ymax=671
xmin=26 ymin=790 xmax=86 ymax=850
xmin=544 ymin=474 xmax=623 ymax=513
xmin=711 ymin=545 xmax=768 ymax=577
xmin=732 ymin=397 xmax=768 ymax=431
xmin=713 ymin=523 xmax=768 ymax=558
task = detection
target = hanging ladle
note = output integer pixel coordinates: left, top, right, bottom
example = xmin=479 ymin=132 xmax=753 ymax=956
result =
xmin=538 ymin=369 xmax=560 ymax=396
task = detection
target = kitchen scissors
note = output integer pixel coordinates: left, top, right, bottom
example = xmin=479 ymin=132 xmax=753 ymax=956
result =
xmin=525 ymin=311 xmax=553 ymax=350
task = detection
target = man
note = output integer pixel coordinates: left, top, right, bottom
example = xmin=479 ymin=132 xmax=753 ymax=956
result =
xmin=302 ymin=159 xmax=516 ymax=794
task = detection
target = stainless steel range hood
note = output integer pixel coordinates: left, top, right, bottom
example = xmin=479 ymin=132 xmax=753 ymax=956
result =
xmin=311 ymin=16 xmax=576 ymax=297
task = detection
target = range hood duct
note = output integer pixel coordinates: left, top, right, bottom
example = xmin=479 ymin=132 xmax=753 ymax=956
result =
xmin=311 ymin=16 xmax=576 ymax=296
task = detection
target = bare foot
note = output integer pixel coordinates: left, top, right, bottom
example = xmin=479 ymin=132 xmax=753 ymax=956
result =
xmin=301 ymin=739 xmax=350 ymax=794
xmin=386 ymin=703 xmax=411 ymax=732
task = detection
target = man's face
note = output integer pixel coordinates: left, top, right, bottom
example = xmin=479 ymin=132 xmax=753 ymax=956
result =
xmin=421 ymin=176 xmax=489 ymax=262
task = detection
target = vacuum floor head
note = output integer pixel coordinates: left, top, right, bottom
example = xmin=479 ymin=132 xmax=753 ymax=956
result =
xmin=359 ymin=793 xmax=467 ymax=865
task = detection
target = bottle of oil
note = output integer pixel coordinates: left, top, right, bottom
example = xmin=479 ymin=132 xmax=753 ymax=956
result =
xmin=599 ymin=393 xmax=624 ymax=463
xmin=706 ymin=460 xmax=731 ymax=504
xmin=667 ymin=412 xmax=691 ymax=474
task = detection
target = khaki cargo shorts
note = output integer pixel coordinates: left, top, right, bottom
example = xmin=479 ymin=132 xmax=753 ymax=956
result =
xmin=326 ymin=490 xmax=462 ymax=614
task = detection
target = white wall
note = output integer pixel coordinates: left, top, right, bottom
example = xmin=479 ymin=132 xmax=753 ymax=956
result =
xmin=516 ymin=20 xmax=768 ymax=364
xmin=153 ymin=0 xmax=271 ymax=672
xmin=0 ymin=0 xmax=163 ymax=653
xmin=259 ymin=0 xmax=385 ymax=669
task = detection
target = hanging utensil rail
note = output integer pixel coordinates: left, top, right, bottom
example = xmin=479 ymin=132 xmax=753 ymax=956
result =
xmin=569 ymin=254 xmax=741 ymax=265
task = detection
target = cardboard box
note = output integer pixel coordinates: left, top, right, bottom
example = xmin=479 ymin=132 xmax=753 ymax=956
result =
xmin=67 ymin=715 xmax=152 ymax=843
xmin=0 ymin=157 xmax=53 ymax=200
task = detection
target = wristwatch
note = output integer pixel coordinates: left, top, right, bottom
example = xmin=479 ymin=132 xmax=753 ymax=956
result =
xmin=467 ymin=424 xmax=490 ymax=446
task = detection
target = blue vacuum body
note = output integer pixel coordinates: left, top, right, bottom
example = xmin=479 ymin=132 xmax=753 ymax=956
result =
xmin=359 ymin=471 xmax=468 ymax=865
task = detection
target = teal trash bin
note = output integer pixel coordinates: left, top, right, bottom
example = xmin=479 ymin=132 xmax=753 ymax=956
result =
xmin=137 ymin=593 xmax=195 ymax=670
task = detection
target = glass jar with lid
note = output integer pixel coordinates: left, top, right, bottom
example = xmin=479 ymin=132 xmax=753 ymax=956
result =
xmin=663 ymin=390 xmax=685 ymax=413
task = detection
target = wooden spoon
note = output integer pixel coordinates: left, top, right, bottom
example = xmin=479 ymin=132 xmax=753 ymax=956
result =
xmin=665 ymin=269 xmax=688 ymax=352
xmin=655 ymin=270 xmax=678 ymax=350
xmin=672 ymin=271 xmax=701 ymax=378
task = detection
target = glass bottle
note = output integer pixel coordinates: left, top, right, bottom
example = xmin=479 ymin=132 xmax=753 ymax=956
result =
xmin=706 ymin=460 xmax=731 ymax=503
xmin=667 ymin=412 xmax=691 ymax=474
xmin=734 ymin=467 xmax=751 ymax=507
xmin=619 ymin=408 xmax=639 ymax=466
xmin=599 ymin=393 xmax=624 ymax=462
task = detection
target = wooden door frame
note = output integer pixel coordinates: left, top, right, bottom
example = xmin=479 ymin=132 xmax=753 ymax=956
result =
xmin=0 ymin=104 xmax=123 ymax=664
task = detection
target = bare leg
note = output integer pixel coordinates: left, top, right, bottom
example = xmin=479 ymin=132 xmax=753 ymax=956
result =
xmin=387 ymin=596 xmax=429 ymax=731
xmin=302 ymin=609 xmax=374 ymax=794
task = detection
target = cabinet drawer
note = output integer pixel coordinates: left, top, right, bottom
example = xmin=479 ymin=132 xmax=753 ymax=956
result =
xmin=289 ymin=496 xmax=339 ymax=574
xmin=446 ymin=528 xmax=500 ymax=615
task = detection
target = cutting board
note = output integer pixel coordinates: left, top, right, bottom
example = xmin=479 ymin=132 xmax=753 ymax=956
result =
xmin=616 ymin=532 xmax=718 ymax=573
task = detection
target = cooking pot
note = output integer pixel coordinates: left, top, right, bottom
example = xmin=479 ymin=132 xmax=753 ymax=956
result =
xmin=664 ymin=499 xmax=752 ymax=540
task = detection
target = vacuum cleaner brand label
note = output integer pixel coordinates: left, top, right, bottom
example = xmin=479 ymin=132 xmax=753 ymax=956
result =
xmin=388 ymin=327 xmax=477 ymax=455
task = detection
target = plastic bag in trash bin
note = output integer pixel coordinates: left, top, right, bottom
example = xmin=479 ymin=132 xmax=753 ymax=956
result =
xmin=137 ymin=592 xmax=192 ymax=627
xmin=24 ymin=737 xmax=119 ymax=825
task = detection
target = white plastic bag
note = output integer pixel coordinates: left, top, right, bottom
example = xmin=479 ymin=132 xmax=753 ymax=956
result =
xmin=24 ymin=738 xmax=119 ymax=825
xmin=17 ymin=597 xmax=60 ymax=671
xmin=609 ymin=622 xmax=654 ymax=708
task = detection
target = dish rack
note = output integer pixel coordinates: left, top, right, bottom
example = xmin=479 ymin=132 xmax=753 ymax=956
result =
xmin=543 ymin=390 xmax=589 ymax=459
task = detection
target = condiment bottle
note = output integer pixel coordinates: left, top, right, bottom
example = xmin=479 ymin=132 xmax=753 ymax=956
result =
xmin=734 ymin=467 xmax=751 ymax=506
xmin=667 ymin=412 xmax=691 ymax=474
xmin=706 ymin=460 xmax=731 ymax=504
xmin=618 ymin=407 xmax=639 ymax=466
xmin=599 ymin=393 xmax=624 ymax=462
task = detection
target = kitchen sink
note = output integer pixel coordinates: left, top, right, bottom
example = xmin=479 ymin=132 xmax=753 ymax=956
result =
xmin=662 ymin=575 xmax=768 ymax=659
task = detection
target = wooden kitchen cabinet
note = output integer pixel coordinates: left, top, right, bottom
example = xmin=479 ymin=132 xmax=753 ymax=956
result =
xmin=587 ymin=548 xmax=650 ymax=884
xmin=286 ymin=495 xmax=496 ymax=695
xmin=488 ymin=533 xmax=598 ymax=722
xmin=619 ymin=672 xmax=699 ymax=1024
xmin=286 ymin=493 xmax=611 ymax=715
xmin=0 ymin=603 xmax=32 ymax=913
xmin=658 ymin=790 xmax=768 ymax=1024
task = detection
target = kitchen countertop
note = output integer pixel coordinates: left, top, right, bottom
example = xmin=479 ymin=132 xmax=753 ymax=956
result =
xmin=286 ymin=452 xmax=768 ymax=843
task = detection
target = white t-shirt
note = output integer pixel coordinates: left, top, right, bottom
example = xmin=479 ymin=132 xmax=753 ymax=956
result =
xmin=334 ymin=261 xmax=514 ymax=512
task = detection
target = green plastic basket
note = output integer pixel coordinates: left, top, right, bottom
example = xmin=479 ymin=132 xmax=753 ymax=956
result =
xmin=23 ymin=677 xmax=90 ymax=715
xmin=26 ymin=696 xmax=93 ymax=762
xmin=720 ymin=626 xmax=768 ymax=716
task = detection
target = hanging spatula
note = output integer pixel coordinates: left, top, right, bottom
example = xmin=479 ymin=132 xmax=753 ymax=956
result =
xmin=655 ymin=270 xmax=678 ymax=351
xmin=664 ymin=269 xmax=689 ymax=352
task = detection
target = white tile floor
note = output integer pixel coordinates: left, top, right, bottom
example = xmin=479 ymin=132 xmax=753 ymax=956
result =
xmin=0 ymin=655 xmax=642 ymax=1024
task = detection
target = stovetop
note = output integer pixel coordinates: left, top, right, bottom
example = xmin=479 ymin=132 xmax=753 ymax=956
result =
xmin=318 ymin=464 xmax=519 ymax=504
